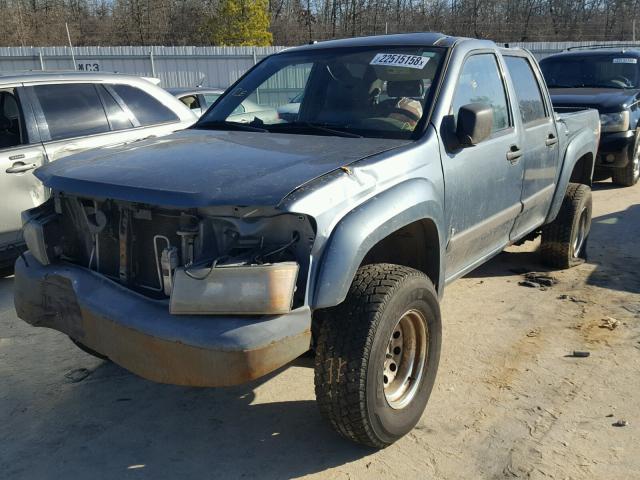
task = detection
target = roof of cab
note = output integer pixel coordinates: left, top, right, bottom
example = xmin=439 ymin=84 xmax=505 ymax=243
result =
xmin=280 ymin=32 xmax=468 ymax=52
xmin=0 ymin=70 xmax=158 ymax=86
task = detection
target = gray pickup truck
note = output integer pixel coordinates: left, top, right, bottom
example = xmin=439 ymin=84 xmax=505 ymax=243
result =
xmin=14 ymin=33 xmax=599 ymax=448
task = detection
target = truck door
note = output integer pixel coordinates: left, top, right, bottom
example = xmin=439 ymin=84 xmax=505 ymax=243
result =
xmin=442 ymin=52 xmax=525 ymax=280
xmin=0 ymin=86 xmax=46 ymax=250
xmin=503 ymin=54 xmax=559 ymax=239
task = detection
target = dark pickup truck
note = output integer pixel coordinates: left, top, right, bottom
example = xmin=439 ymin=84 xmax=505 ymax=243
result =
xmin=540 ymin=47 xmax=640 ymax=186
xmin=15 ymin=34 xmax=599 ymax=447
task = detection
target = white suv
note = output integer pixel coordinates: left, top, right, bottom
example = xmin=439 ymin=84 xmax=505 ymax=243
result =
xmin=0 ymin=71 xmax=196 ymax=267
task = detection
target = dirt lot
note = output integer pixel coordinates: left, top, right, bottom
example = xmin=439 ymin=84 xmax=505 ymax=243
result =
xmin=1 ymin=182 xmax=639 ymax=480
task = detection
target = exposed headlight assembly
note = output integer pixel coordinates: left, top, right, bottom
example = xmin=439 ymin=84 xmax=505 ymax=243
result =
xmin=599 ymin=111 xmax=630 ymax=133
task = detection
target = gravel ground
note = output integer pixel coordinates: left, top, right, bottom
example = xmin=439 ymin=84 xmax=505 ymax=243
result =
xmin=1 ymin=181 xmax=639 ymax=480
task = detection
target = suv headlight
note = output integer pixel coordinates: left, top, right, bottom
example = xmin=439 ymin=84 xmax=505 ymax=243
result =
xmin=599 ymin=111 xmax=630 ymax=133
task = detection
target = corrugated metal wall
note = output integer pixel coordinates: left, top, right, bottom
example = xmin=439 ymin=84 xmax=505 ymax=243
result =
xmin=0 ymin=45 xmax=283 ymax=88
xmin=1 ymin=41 xmax=639 ymax=88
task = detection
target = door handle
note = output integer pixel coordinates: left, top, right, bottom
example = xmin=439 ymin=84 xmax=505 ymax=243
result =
xmin=6 ymin=162 xmax=37 ymax=174
xmin=506 ymin=145 xmax=522 ymax=163
xmin=545 ymin=134 xmax=558 ymax=147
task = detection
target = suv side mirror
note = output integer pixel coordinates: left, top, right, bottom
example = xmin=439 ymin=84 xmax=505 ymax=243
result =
xmin=456 ymin=103 xmax=493 ymax=146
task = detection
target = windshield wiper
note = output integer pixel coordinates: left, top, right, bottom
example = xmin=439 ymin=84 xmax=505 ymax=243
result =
xmin=195 ymin=120 xmax=268 ymax=133
xmin=268 ymin=122 xmax=362 ymax=138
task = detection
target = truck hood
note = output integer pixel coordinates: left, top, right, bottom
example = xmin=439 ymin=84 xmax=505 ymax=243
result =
xmin=36 ymin=129 xmax=408 ymax=208
xmin=548 ymin=88 xmax=639 ymax=113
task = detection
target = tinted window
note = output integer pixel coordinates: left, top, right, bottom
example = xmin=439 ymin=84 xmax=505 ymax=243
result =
xmin=540 ymin=54 xmax=640 ymax=89
xmin=452 ymin=54 xmax=510 ymax=133
xmin=97 ymin=86 xmax=134 ymax=131
xmin=33 ymin=83 xmax=110 ymax=140
xmin=505 ymin=56 xmax=547 ymax=124
xmin=111 ymin=84 xmax=178 ymax=126
xmin=0 ymin=90 xmax=23 ymax=148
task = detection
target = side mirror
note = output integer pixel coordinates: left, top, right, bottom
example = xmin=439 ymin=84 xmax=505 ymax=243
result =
xmin=456 ymin=103 xmax=493 ymax=146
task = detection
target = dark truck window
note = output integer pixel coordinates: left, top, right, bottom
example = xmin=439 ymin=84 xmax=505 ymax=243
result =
xmin=504 ymin=56 xmax=547 ymax=125
xmin=32 ymin=83 xmax=110 ymax=140
xmin=540 ymin=54 xmax=640 ymax=89
xmin=452 ymin=54 xmax=510 ymax=133
xmin=111 ymin=84 xmax=179 ymax=126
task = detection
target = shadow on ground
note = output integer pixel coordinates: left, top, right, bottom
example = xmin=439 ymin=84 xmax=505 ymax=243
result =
xmin=1 ymin=324 xmax=372 ymax=479
xmin=585 ymin=201 xmax=640 ymax=295
xmin=466 ymin=186 xmax=640 ymax=296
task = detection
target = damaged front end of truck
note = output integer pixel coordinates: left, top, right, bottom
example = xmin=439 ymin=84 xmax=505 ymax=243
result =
xmin=16 ymin=191 xmax=317 ymax=386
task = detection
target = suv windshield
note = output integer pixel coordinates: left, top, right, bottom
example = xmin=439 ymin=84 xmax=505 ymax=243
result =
xmin=540 ymin=54 xmax=640 ymax=89
xmin=196 ymin=46 xmax=445 ymax=139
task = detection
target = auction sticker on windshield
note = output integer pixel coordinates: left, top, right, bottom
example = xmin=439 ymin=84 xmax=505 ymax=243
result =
xmin=370 ymin=53 xmax=430 ymax=69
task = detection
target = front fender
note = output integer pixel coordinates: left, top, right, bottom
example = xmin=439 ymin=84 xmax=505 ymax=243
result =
xmin=312 ymin=178 xmax=444 ymax=309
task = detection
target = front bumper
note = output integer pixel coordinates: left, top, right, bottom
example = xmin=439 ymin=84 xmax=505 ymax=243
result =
xmin=14 ymin=253 xmax=312 ymax=387
xmin=596 ymin=130 xmax=635 ymax=168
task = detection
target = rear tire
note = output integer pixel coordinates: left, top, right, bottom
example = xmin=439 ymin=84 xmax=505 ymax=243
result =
xmin=612 ymin=132 xmax=640 ymax=186
xmin=540 ymin=183 xmax=592 ymax=269
xmin=314 ymin=264 xmax=441 ymax=448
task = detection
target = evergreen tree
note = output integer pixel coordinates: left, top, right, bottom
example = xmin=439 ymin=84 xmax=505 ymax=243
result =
xmin=204 ymin=0 xmax=272 ymax=46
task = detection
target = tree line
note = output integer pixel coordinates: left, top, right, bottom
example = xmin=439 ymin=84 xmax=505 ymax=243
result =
xmin=1 ymin=0 xmax=639 ymax=47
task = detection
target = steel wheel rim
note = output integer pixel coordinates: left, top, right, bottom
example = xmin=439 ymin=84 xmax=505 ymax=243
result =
xmin=572 ymin=207 xmax=588 ymax=258
xmin=383 ymin=309 xmax=429 ymax=409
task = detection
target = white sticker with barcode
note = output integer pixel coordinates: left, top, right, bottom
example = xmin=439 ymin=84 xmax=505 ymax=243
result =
xmin=370 ymin=53 xmax=430 ymax=69
xmin=613 ymin=58 xmax=637 ymax=64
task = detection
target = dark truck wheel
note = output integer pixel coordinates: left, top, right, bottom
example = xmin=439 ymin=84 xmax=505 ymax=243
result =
xmin=70 ymin=337 xmax=109 ymax=361
xmin=540 ymin=182 xmax=592 ymax=269
xmin=314 ymin=264 xmax=441 ymax=448
xmin=612 ymin=131 xmax=640 ymax=186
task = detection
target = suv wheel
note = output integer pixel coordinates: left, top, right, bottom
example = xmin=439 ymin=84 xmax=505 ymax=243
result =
xmin=612 ymin=132 xmax=640 ymax=186
xmin=314 ymin=264 xmax=441 ymax=448
xmin=540 ymin=182 xmax=592 ymax=269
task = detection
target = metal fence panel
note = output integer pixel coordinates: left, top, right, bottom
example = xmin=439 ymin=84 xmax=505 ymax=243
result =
xmin=1 ymin=42 xmax=639 ymax=88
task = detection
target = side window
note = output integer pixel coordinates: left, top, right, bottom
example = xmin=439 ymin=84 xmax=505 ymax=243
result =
xmin=110 ymin=84 xmax=179 ymax=126
xmin=179 ymin=95 xmax=201 ymax=111
xmin=97 ymin=85 xmax=134 ymax=131
xmin=504 ymin=56 xmax=547 ymax=125
xmin=203 ymin=93 xmax=220 ymax=107
xmin=0 ymin=90 xmax=24 ymax=148
xmin=452 ymin=54 xmax=510 ymax=134
xmin=32 ymin=83 xmax=110 ymax=141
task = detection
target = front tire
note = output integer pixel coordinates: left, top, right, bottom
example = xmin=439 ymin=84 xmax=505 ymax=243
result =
xmin=540 ymin=183 xmax=592 ymax=269
xmin=612 ymin=132 xmax=640 ymax=186
xmin=314 ymin=264 xmax=441 ymax=448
